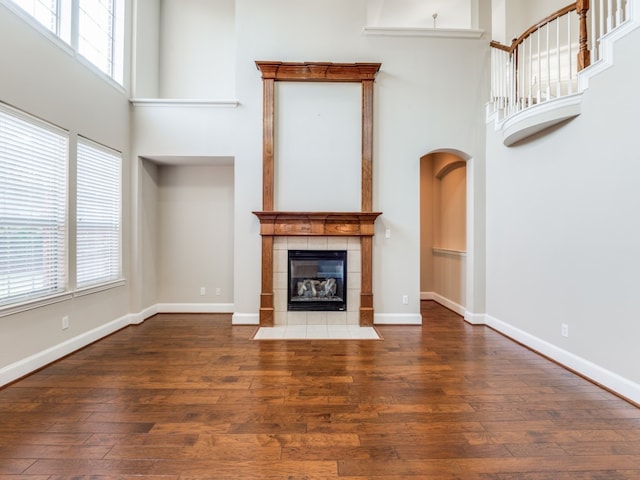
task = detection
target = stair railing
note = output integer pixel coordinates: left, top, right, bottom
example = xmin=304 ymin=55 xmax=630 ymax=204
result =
xmin=489 ymin=0 xmax=629 ymax=121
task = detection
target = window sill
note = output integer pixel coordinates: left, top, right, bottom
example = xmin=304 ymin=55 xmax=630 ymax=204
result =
xmin=0 ymin=292 xmax=73 ymax=317
xmin=0 ymin=279 xmax=126 ymax=317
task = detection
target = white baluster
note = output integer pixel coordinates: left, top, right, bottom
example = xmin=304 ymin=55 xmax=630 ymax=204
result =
xmin=608 ymin=0 xmax=613 ymax=32
xmin=591 ymin=0 xmax=598 ymax=63
xmin=600 ymin=0 xmax=606 ymax=45
xmin=537 ymin=29 xmax=542 ymax=103
xmin=528 ymin=36 xmax=533 ymax=107
xmin=567 ymin=13 xmax=573 ymax=95
xmin=546 ymin=24 xmax=551 ymax=101
xmin=556 ymin=18 xmax=561 ymax=98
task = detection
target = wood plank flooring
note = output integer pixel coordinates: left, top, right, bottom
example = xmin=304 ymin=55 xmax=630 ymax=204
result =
xmin=1 ymin=301 xmax=640 ymax=479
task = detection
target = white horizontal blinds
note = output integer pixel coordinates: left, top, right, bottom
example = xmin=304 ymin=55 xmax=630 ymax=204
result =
xmin=0 ymin=104 xmax=68 ymax=306
xmin=11 ymin=0 xmax=59 ymax=34
xmin=76 ymin=138 xmax=121 ymax=288
xmin=78 ymin=0 xmax=115 ymax=78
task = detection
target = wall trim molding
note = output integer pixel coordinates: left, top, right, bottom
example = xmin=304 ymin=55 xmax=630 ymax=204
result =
xmin=486 ymin=314 xmax=640 ymax=405
xmin=363 ymin=26 xmax=485 ymax=39
xmin=374 ymin=313 xmax=422 ymax=325
xmin=129 ymin=98 xmax=239 ymax=108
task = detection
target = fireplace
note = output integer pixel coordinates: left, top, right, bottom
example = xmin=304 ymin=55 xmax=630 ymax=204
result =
xmin=253 ymin=62 xmax=382 ymax=326
xmin=288 ymin=250 xmax=347 ymax=311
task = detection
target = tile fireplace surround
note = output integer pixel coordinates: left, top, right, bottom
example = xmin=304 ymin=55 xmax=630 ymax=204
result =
xmin=274 ymin=236 xmax=360 ymax=326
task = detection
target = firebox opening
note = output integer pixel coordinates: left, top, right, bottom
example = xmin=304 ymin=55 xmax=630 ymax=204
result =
xmin=288 ymin=250 xmax=347 ymax=311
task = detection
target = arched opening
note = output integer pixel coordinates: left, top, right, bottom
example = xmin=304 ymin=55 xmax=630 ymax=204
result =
xmin=420 ymin=150 xmax=470 ymax=317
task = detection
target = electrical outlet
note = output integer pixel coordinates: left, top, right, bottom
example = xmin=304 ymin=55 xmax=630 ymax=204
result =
xmin=62 ymin=316 xmax=69 ymax=330
xmin=215 ymin=287 xmax=221 ymax=296
xmin=200 ymin=287 xmax=206 ymax=296
xmin=385 ymin=228 xmax=391 ymax=238
xmin=561 ymin=323 xmax=569 ymax=337
xmin=402 ymin=295 xmax=409 ymax=305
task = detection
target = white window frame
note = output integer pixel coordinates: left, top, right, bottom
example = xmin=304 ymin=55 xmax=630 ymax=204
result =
xmin=2 ymin=0 xmax=125 ymax=85
xmin=76 ymin=137 xmax=122 ymax=290
xmin=0 ymin=103 xmax=69 ymax=309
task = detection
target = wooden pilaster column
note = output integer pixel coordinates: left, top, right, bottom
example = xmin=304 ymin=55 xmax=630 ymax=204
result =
xmin=360 ymin=236 xmax=374 ymax=326
xmin=577 ymin=0 xmax=591 ymax=71
xmin=361 ymin=79 xmax=374 ymax=212
xmin=260 ymin=74 xmax=275 ymax=326
xmin=259 ymin=235 xmax=274 ymax=326
xmin=262 ymin=77 xmax=275 ymax=211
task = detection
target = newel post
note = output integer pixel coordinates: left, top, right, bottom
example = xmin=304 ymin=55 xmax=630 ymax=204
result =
xmin=577 ymin=0 xmax=591 ymax=70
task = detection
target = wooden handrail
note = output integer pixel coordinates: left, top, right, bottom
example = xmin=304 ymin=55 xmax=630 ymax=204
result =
xmin=490 ymin=1 xmax=590 ymax=72
xmin=491 ymin=3 xmax=576 ymax=54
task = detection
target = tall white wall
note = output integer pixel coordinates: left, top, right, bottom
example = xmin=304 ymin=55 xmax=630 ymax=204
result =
xmin=132 ymin=0 xmax=160 ymax=97
xmin=485 ymin=27 xmax=640 ymax=394
xmin=158 ymin=0 xmax=235 ymax=98
xmin=0 ymin=2 xmax=132 ymax=370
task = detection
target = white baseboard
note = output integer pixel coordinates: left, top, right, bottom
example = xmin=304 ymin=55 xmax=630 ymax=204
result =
xmin=486 ymin=314 xmax=640 ymax=405
xmin=464 ymin=311 xmax=487 ymax=325
xmin=129 ymin=304 xmax=158 ymax=324
xmin=156 ymin=303 xmax=234 ymax=313
xmin=0 ymin=314 xmax=131 ymax=387
xmin=374 ymin=313 xmax=422 ymax=325
xmin=232 ymin=312 xmax=259 ymax=325
xmin=421 ymin=291 xmax=466 ymax=317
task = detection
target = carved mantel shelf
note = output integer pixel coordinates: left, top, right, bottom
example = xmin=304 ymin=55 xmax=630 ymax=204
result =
xmin=253 ymin=211 xmax=382 ymax=237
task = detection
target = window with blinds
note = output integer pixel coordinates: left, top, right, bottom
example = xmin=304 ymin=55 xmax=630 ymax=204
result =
xmin=0 ymin=104 xmax=68 ymax=306
xmin=76 ymin=138 xmax=121 ymax=289
xmin=7 ymin=0 xmax=125 ymax=85
xmin=9 ymin=0 xmax=59 ymax=35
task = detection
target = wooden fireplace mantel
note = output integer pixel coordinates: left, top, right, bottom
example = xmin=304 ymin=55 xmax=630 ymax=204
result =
xmin=253 ymin=211 xmax=382 ymax=237
xmin=255 ymin=60 xmax=382 ymax=327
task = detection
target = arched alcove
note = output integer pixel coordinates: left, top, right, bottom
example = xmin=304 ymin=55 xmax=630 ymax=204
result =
xmin=420 ymin=150 xmax=471 ymax=316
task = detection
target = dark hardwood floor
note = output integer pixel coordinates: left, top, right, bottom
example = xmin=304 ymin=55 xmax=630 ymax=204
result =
xmin=1 ymin=301 xmax=640 ymax=479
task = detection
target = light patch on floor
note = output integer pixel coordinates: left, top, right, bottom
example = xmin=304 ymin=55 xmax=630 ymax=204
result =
xmin=253 ymin=325 xmax=380 ymax=340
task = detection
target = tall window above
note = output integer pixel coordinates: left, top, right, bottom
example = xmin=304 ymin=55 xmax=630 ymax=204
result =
xmin=0 ymin=103 xmax=68 ymax=307
xmin=6 ymin=0 xmax=125 ymax=84
xmin=10 ymin=0 xmax=59 ymax=34
xmin=76 ymin=138 xmax=121 ymax=289
xmin=78 ymin=0 xmax=124 ymax=84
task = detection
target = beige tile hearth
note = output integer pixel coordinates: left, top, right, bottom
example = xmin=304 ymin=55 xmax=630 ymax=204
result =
xmin=253 ymin=324 xmax=380 ymax=340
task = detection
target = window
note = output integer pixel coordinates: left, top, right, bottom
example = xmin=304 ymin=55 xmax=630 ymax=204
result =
xmin=10 ymin=0 xmax=59 ymax=34
xmin=76 ymin=138 xmax=121 ymax=288
xmin=0 ymin=104 xmax=68 ymax=307
xmin=78 ymin=0 xmax=124 ymax=83
xmin=6 ymin=0 xmax=124 ymax=84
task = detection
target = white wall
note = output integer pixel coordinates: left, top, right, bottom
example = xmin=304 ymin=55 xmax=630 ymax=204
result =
xmin=367 ymin=0 xmax=474 ymax=29
xmin=133 ymin=0 xmax=160 ymax=97
xmin=485 ymin=26 xmax=640 ymax=393
xmin=0 ymin=2 xmax=131 ymax=371
xmin=275 ymin=82 xmax=362 ymax=212
xmin=158 ymin=0 xmax=235 ymax=98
